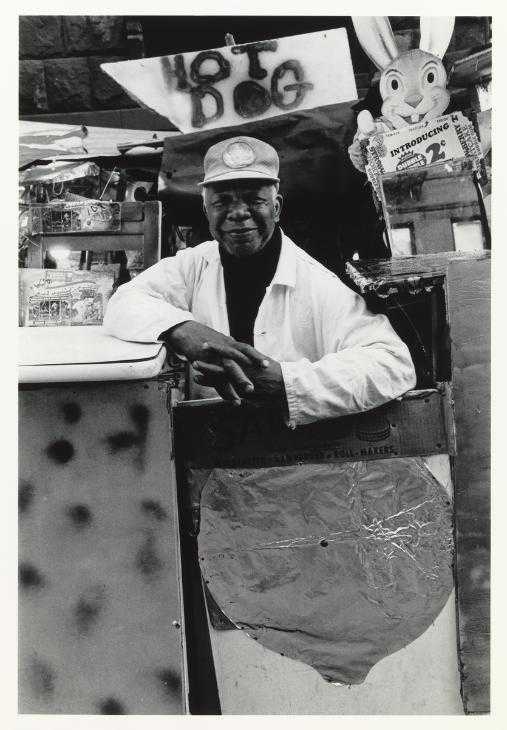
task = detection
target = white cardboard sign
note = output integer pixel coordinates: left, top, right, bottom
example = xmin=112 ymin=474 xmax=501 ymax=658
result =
xmin=101 ymin=29 xmax=357 ymax=133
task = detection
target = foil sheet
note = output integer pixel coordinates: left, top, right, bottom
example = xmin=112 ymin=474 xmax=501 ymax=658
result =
xmin=198 ymin=457 xmax=453 ymax=684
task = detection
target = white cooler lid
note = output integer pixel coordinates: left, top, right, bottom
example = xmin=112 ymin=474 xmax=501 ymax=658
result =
xmin=19 ymin=326 xmax=167 ymax=383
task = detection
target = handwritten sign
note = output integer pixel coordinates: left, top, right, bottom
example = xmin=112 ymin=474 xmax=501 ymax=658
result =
xmin=101 ymin=29 xmax=357 ymax=133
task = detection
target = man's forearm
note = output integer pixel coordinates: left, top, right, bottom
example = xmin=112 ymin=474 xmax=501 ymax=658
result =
xmin=280 ymin=345 xmax=417 ymax=427
xmin=103 ymin=285 xmax=195 ymax=343
xmin=102 ymin=252 xmax=197 ymax=343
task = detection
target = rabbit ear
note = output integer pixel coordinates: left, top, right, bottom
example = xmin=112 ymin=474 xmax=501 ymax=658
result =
xmin=352 ymin=17 xmax=399 ymax=71
xmin=419 ymin=17 xmax=455 ymax=58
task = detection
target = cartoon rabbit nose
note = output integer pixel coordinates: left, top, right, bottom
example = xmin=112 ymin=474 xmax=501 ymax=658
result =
xmin=405 ymin=94 xmax=423 ymax=108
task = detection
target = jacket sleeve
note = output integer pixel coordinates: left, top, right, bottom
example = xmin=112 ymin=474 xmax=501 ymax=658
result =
xmin=103 ymin=248 xmax=198 ymax=343
xmin=280 ymin=277 xmax=417 ymax=426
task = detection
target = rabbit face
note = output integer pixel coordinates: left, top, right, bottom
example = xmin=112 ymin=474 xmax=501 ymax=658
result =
xmin=380 ymin=49 xmax=450 ymax=127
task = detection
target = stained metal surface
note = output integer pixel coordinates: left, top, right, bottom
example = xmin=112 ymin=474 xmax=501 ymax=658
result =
xmin=198 ymin=457 xmax=453 ymax=685
xmin=19 ymin=380 xmax=186 ymax=714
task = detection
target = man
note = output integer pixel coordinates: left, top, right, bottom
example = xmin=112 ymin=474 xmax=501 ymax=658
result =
xmin=104 ymin=136 xmax=416 ymax=426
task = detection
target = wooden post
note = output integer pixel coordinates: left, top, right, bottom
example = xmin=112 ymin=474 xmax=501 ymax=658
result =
xmin=447 ymin=258 xmax=491 ymax=713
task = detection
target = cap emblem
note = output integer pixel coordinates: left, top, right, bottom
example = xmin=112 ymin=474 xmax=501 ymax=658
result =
xmin=222 ymin=141 xmax=256 ymax=169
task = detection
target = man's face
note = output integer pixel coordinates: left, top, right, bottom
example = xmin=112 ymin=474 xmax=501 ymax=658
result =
xmin=203 ymin=181 xmax=282 ymax=258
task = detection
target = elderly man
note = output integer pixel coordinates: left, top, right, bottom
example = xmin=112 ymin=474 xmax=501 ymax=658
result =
xmin=104 ymin=136 xmax=416 ymax=426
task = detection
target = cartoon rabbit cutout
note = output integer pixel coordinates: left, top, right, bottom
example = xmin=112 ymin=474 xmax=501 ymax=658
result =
xmin=348 ymin=16 xmax=455 ymax=172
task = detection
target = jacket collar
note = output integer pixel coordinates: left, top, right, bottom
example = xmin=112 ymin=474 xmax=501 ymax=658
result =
xmin=271 ymin=230 xmax=297 ymax=289
xmin=203 ymin=228 xmax=297 ymax=289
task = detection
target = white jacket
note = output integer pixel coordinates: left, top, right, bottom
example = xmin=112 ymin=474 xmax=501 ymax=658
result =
xmin=103 ymin=231 xmax=416 ymax=427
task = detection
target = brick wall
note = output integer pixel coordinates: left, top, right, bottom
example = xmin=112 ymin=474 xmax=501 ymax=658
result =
xmin=389 ymin=16 xmax=491 ymax=68
xmin=20 ymin=16 xmax=491 ymax=117
xmin=19 ymin=16 xmax=143 ymax=114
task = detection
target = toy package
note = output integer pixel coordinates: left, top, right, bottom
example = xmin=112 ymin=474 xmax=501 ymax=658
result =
xmin=19 ymin=268 xmax=116 ymax=327
xmin=364 ymin=111 xmax=483 ymax=199
xmin=348 ymin=17 xmax=457 ymax=173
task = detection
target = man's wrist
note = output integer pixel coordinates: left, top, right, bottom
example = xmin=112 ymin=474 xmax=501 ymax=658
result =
xmin=158 ymin=321 xmax=192 ymax=345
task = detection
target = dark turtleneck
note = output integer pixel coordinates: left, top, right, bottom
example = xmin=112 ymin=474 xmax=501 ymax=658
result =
xmin=219 ymin=226 xmax=281 ymax=346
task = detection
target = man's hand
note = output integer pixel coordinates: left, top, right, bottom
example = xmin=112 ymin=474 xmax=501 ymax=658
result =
xmin=348 ymin=110 xmax=386 ymax=173
xmin=163 ymin=320 xmax=269 ymax=367
xmin=161 ymin=321 xmax=271 ymax=404
xmin=192 ymin=355 xmax=285 ymax=406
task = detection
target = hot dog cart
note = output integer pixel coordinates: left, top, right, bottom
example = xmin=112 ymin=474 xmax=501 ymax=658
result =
xmin=18 ymin=20 xmax=491 ymax=716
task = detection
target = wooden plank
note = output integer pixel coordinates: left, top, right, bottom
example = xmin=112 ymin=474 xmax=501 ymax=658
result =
xmin=171 ymin=387 xmax=221 ymax=715
xmin=40 ymin=234 xmax=145 ymax=252
xmin=173 ymin=389 xmax=449 ymax=470
xmin=447 ymin=257 xmax=490 ymax=713
xmin=345 ymin=251 xmax=490 ymax=297
xmin=142 ymin=201 xmax=162 ymax=268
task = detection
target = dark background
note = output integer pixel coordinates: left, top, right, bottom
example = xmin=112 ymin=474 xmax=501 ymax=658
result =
xmin=19 ymin=15 xmax=491 ymax=270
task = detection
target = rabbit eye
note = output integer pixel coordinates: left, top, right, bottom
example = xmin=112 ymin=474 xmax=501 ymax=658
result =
xmin=427 ymin=71 xmax=435 ymax=83
xmin=391 ymin=79 xmax=399 ymax=91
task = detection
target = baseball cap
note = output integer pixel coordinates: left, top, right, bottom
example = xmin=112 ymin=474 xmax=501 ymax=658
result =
xmin=198 ymin=136 xmax=280 ymax=187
